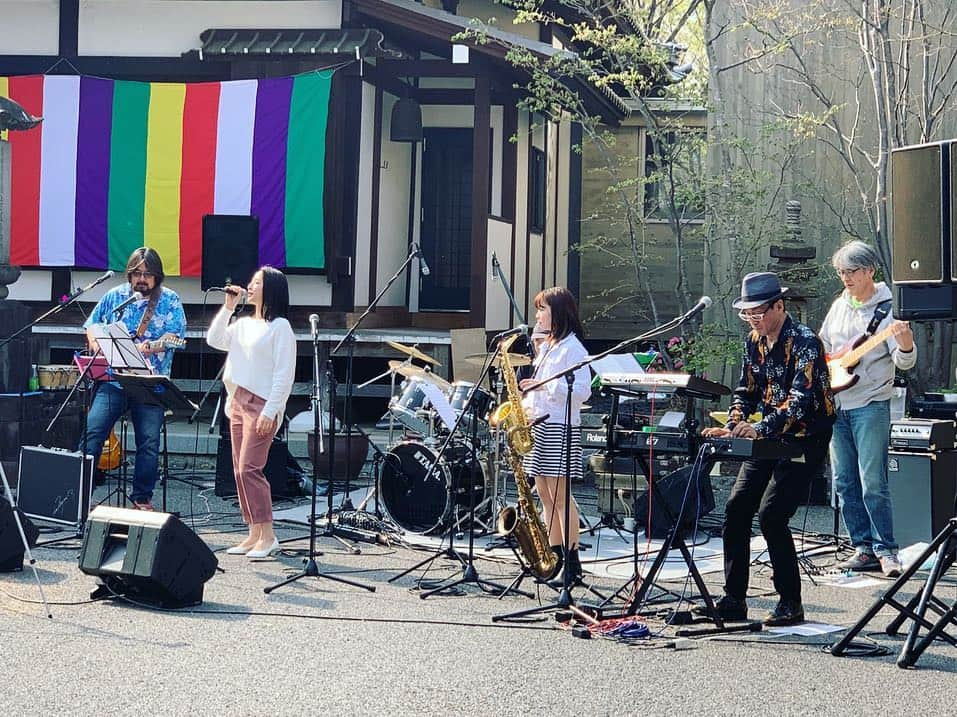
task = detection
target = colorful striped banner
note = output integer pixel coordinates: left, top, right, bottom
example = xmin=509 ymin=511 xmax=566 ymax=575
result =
xmin=1 ymin=73 xmax=331 ymax=275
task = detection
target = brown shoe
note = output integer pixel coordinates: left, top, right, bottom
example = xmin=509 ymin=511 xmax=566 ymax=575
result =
xmin=132 ymin=500 xmax=155 ymax=511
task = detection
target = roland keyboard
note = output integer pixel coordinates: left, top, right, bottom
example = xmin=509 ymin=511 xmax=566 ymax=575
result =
xmin=582 ymin=428 xmax=802 ymax=461
xmin=702 ymin=437 xmax=803 ymax=461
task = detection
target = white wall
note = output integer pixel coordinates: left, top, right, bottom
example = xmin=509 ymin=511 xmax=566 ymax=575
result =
xmin=79 ymin=0 xmax=341 ymax=56
xmin=0 ymin=1 xmax=60 ymax=55
xmin=485 ymin=217 xmax=512 ymax=331
xmin=513 ymin=110 xmax=530 ymax=320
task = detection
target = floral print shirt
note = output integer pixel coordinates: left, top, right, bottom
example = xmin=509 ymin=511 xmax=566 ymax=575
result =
xmin=84 ymin=284 xmax=186 ymax=376
xmin=731 ymin=314 xmax=836 ymax=438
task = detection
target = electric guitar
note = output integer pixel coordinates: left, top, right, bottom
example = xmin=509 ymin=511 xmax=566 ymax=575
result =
xmin=826 ymin=324 xmax=897 ymax=393
xmin=136 ymin=333 xmax=186 ymax=353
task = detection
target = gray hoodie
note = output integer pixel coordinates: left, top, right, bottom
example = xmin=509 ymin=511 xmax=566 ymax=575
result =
xmin=819 ymin=282 xmax=916 ymax=411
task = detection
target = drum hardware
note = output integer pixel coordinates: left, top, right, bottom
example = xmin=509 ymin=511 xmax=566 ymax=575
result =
xmin=388 ymin=341 xmax=530 ymax=599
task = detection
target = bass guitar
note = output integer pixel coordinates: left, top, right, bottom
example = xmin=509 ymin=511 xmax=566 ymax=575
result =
xmin=827 ymin=324 xmax=897 ymax=393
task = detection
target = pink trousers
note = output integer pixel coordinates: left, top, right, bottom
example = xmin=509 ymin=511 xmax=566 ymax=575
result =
xmin=228 ymin=386 xmax=274 ymax=524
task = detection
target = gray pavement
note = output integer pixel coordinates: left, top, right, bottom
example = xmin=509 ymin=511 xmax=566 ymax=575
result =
xmin=2 ymin=450 xmax=957 ymax=716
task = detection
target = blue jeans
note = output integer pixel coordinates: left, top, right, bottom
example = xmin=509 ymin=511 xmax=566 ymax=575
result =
xmin=830 ymin=400 xmax=897 ymax=556
xmin=81 ymin=382 xmax=165 ymax=503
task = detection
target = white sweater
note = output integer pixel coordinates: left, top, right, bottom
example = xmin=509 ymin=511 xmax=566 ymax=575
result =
xmin=206 ymin=306 xmax=296 ymax=420
xmin=521 ymin=333 xmax=592 ymax=427
xmin=819 ymin=282 xmax=916 ymax=410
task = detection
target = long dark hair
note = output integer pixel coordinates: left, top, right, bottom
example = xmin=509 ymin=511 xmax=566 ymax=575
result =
xmin=534 ymin=286 xmax=584 ymax=342
xmin=125 ymin=247 xmax=165 ymax=286
xmin=259 ymin=266 xmax=289 ymax=322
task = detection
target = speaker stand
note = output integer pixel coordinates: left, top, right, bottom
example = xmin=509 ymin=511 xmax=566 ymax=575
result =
xmin=0 ymin=462 xmax=52 ymax=618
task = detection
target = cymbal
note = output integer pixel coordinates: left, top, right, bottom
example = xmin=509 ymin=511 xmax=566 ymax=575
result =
xmin=463 ymin=352 xmax=533 ymax=368
xmin=386 ymin=340 xmax=439 ymax=366
xmin=388 ymin=360 xmax=452 ymax=392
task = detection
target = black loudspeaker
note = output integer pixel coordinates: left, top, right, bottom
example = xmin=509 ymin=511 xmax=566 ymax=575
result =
xmin=0 ymin=497 xmax=39 ymax=572
xmin=78 ymin=506 xmax=218 ymax=607
xmin=633 ymin=464 xmax=715 ymax=539
xmin=887 ymin=450 xmax=957 ymax=547
xmin=891 ymin=141 xmax=956 ymax=319
xmin=201 ymin=214 xmax=259 ymax=291
xmin=214 ymin=434 xmax=302 ymax=499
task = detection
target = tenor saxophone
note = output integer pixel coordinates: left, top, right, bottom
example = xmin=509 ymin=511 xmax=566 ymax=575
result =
xmin=490 ymin=336 xmax=559 ymax=580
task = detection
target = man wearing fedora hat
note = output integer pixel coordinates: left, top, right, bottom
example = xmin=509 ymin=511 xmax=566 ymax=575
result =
xmin=701 ymin=271 xmax=836 ymax=626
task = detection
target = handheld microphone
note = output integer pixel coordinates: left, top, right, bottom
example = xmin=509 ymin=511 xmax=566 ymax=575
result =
xmin=492 ymin=324 xmax=529 ymax=340
xmin=112 ymin=291 xmax=143 ymax=316
xmin=684 ymin=296 xmax=713 ymax=319
xmin=309 ymin=313 xmax=320 ymax=337
xmin=81 ymin=270 xmax=115 ymax=292
xmin=413 ymin=243 xmax=431 ymax=276
xmin=207 ymin=286 xmax=244 ymax=296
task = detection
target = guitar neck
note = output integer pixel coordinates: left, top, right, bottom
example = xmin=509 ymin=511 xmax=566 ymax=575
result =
xmin=840 ymin=325 xmax=896 ymax=367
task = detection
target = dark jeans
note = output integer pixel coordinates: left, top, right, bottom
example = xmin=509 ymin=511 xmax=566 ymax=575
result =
xmin=722 ymin=430 xmax=831 ymax=604
xmin=81 ymin=382 xmax=165 ymax=503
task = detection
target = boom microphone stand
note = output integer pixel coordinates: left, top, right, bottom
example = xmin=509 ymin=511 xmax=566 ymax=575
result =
xmin=328 ymin=242 xmax=429 ymax=514
xmin=265 ymin=315 xmax=375 ymax=595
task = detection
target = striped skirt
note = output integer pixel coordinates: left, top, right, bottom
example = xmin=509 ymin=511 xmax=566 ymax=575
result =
xmin=521 ymin=422 xmax=583 ymax=481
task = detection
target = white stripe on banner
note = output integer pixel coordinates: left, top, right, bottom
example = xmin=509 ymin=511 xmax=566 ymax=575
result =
xmin=38 ymin=75 xmax=81 ymax=265
xmin=213 ymin=79 xmax=257 ymax=215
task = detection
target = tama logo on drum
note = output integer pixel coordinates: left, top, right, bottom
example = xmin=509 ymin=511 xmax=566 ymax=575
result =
xmin=413 ymin=450 xmax=440 ymax=480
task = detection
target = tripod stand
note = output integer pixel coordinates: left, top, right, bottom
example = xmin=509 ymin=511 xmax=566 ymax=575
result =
xmin=0 ymin=462 xmax=52 ymax=618
xmin=389 ymin=340 xmax=518 ymax=598
xmin=831 ymin=517 xmax=957 ymax=668
xmin=265 ymin=317 xmax=375 ymax=595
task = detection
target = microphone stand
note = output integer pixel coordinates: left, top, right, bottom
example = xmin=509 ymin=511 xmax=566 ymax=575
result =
xmin=265 ymin=318 xmax=375 ymax=595
xmin=490 ymin=252 xmax=526 ymax=324
xmin=324 ymin=245 xmax=423 ymax=535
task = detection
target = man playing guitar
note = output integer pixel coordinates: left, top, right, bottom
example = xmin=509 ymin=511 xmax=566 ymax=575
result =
xmin=819 ymin=241 xmax=915 ymax=577
xmin=79 ymin=247 xmax=187 ymax=510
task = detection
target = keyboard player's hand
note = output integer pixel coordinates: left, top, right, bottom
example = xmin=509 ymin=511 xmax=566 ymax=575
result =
xmin=701 ymin=426 xmax=731 ymax=438
xmin=730 ymin=422 xmax=758 ymax=439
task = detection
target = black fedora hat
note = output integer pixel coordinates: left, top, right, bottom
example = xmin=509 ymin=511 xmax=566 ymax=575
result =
xmin=732 ymin=272 xmax=789 ymax=310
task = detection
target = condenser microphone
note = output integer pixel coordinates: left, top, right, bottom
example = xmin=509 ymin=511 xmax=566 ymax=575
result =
xmin=414 ymin=243 xmax=431 ymax=276
xmin=309 ymin=313 xmax=320 ymax=337
xmin=491 ymin=252 xmax=499 ymax=282
xmin=492 ymin=324 xmax=529 ymax=340
xmin=112 ymin=291 xmax=143 ymax=316
xmin=81 ymin=270 xmax=115 ymax=292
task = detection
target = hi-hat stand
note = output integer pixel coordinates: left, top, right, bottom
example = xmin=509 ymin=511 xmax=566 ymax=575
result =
xmin=265 ymin=318 xmax=375 ymax=596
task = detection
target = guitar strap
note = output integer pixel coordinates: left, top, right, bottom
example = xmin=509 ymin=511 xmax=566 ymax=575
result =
xmin=134 ymin=292 xmax=159 ymax=340
xmin=865 ymin=300 xmax=892 ymax=337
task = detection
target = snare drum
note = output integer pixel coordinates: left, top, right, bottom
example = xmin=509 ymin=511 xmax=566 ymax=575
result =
xmin=379 ymin=440 xmax=488 ymax=534
xmin=389 ymin=377 xmax=433 ymax=435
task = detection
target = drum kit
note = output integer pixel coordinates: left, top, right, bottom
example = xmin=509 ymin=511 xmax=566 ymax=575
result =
xmin=365 ymin=340 xmax=532 ymax=538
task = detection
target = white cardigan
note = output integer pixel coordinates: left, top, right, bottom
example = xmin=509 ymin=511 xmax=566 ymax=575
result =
xmin=206 ymin=306 xmax=296 ymax=420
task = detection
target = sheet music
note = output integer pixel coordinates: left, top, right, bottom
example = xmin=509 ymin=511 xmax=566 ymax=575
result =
xmin=418 ymin=381 xmax=456 ymax=430
xmin=89 ymin=322 xmax=152 ymax=374
xmin=589 ymin=353 xmax=644 ymax=377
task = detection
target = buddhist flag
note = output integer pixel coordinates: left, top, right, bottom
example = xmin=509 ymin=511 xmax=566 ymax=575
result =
xmin=1 ymin=72 xmax=331 ymax=275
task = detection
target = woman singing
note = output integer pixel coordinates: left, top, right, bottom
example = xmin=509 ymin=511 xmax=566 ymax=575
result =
xmin=519 ymin=287 xmax=592 ymax=582
xmin=207 ymin=267 xmax=296 ymax=558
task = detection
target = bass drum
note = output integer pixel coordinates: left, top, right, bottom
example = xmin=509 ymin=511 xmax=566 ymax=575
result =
xmin=379 ymin=440 xmax=487 ymax=535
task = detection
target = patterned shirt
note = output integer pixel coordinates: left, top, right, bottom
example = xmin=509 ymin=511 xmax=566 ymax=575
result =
xmin=731 ymin=314 xmax=835 ymax=439
xmin=84 ymin=284 xmax=186 ymax=376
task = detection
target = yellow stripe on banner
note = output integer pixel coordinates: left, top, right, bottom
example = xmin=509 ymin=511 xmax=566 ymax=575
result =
xmin=143 ymin=83 xmax=186 ymax=275
xmin=0 ymin=76 xmax=9 ymax=142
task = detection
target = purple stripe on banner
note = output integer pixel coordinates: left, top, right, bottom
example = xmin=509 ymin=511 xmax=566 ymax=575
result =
xmin=251 ymin=77 xmax=293 ymax=267
xmin=74 ymin=76 xmax=114 ymax=268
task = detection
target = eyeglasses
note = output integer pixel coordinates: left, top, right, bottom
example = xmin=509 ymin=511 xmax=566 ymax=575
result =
xmin=738 ymin=308 xmax=769 ymax=322
xmin=836 ymin=267 xmax=863 ymax=278
xmin=130 ymin=271 xmax=155 ymax=279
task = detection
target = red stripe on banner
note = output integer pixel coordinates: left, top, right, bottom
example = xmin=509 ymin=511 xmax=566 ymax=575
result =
xmin=178 ymin=82 xmax=221 ymax=277
xmin=8 ymin=76 xmax=44 ymax=266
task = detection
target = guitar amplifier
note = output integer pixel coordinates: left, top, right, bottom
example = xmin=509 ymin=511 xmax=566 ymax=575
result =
xmin=889 ymin=418 xmax=956 ymax=451
xmin=16 ymin=446 xmax=94 ymax=527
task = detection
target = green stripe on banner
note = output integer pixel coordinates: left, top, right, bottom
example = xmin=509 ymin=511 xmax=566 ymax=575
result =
xmin=284 ymin=73 xmax=330 ymax=268
xmin=108 ymin=81 xmax=151 ymax=270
